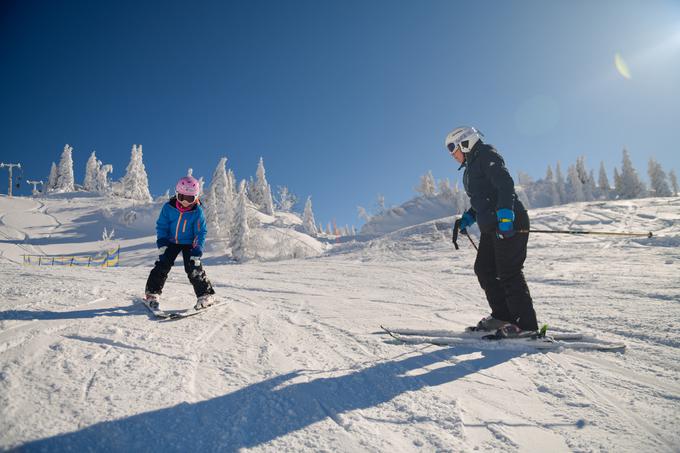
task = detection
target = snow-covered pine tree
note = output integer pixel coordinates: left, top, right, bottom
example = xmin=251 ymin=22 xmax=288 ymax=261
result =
xmin=227 ymin=169 xmax=236 ymax=199
xmin=276 ymin=186 xmax=297 ymax=212
xmin=83 ymin=151 xmax=99 ymax=192
xmin=598 ymin=161 xmax=611 ymax=199
xmin=120 ymin=145 xmax=152 ymax=202
xmin=669 ymin=169 xmax=679 ymax=196
xmin=302 ymin=196 xmax=318 ymax=236
xmin=253 ymin=157 xmax=274 ymax=215
xmin=647 ymin=157 xmax=672 ymax=197
xmin=96 ymin=164 xmax=113 ymax=194
xmin=204 ymin=157 xmax=234 ymax=240
xmin=47 ymin=162 xmax=58 ymax=192
xmin=618 ymin=148 xmax=645 ymax=199
xmin=230 ymin=180 xmax=250 ymax=261
xmin=613 ymin=167 xmax=622 ymax=197
xmin=438 ymin=178 xmax=454 ymax=200
xmin=318 ymin=223 xmax=325 ymax=235
xmin=567 ymin=164 xmax=585 ymax=202
xmin=546 ymin=165 xmax=561 ymax=206
xmin=375 ymin=194 xmax=386 ymax=214
xmin=555 ymin=162 xmax=566 ymax=204
xmin=454 ymin=181 xmax=469 ymax=213
xmin=56 ymin=144 xmax=75 ymax=192
xmin=415 ymin=171 xmax=436 ymax=197
xmin=576 ymin=157 xmax=594 ymax=201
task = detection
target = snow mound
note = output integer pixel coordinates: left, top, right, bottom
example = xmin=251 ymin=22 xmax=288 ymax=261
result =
xmin=360 ymin=194 xmax=466 ymax=236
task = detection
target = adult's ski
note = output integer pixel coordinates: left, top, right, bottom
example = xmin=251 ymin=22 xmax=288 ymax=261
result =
xmin=380 ymin=326 xmax=626 ymax=352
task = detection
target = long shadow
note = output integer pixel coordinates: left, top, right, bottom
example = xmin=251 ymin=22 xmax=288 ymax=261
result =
xmin=0 ymin=303 xmax=141 ymax=321
xmin=17 ymin=346 xmax=535 ymax=452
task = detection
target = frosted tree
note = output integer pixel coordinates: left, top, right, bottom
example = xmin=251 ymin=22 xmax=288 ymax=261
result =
xmin=576 ymin=157 xmax=594 ymax=201
xmin=438 ymin=178 xmax=454 ymax=201
xmin=351 ymin=225 xmax=357 ymax=236
xmin=613 ymin=167 xmax=622 ymax=197
xmin=567 ymin=164 xmax=584 ymax=202
xmin=318 ymin=223 xmax=325 ymax=234
xmin=598 ymin=161 xmax=611 ymax=199
xmin=546 ymin=166 xmax=560 ymax=206
xmin=120 ymin=144 xmax=152 ymax=202
xmin=357 ymin=206 xmax=370 ymax=222
xmin=617 ymin=148 xmax=645 ymax=199
xmin=46 ymin=162 xmax=58 ymax=192
xmin=253 ymin=157 xmax=274 ymax=215
xmin=227 ymin=169 xmax=236 ymax=198
xmin=204 ymin=157 xmax=235 ymax=240
xmin=230 ymin=180 xmax=250 ymax=261
xmin=669 ymin=169 xmax=679 ymax=196
xmin=55 ymin=144 xmax=75 ymax=192
xmin=96 ymin=164 xmax=113 ymax=194
xmin=647 ymin=158 xmax=672 ymax=197
xmin=276 ymin=186 xmax=297 ymax=212
xmin=375 ymin=194 xmax=386 ymax=214
xmin=83 ymin=151 xmax=99 ymax=191
xmin=555 ymin=162 xmax=566 ymax=204
xmin=415 ymin=171 xmax=436 ymax=197
xmin=302 ymin=196 xmax=318 ymax=236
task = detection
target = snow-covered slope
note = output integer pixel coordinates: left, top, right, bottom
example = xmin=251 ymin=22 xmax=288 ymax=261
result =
xmin=1 ymin=195 xmax=679 ymax=452
xmin=0 ymin=193 xmax=326 ymax=267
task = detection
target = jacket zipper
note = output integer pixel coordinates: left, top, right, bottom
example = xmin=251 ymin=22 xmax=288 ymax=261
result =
xmin=182 ymin=219 xmax=187 ymax=233
xmin=175 ymin=212 xmax=183 ymax=242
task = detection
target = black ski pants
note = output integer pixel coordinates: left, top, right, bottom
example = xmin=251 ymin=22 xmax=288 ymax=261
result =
xmin=473 ymin=210 xmax=538 ymax=331
xmin=145 ymin=244 xmax=215 ymax=298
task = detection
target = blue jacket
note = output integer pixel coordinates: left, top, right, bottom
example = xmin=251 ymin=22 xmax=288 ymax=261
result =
xmin=156 ymin=197 xmax=208 ymax=248
xmin=462 ymin=142 xmax=525 ymax=232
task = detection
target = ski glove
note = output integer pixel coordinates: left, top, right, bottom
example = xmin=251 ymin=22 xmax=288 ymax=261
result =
xmin=190 ymin=245 xmax=203 ymax=257
xmin=496 ymin=208 xmax=515 ymax=239
xmin=458 ymin=210 xmax=476 ymax=233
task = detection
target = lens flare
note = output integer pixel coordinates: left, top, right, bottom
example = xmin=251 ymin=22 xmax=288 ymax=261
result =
xmin=615 ymin=53 xmax=632 ymax=79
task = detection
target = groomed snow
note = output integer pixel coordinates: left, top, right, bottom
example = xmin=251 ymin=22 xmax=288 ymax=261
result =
xmin=1 ymin=194 xmax=678 ymax=452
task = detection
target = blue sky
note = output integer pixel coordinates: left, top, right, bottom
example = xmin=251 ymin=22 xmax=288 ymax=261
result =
xmin=1 ymin=0 xmax=679 ymax=227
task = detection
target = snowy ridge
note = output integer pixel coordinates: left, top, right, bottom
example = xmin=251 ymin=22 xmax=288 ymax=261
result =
xmin=0 ymin=195 xmax=679 ymax=451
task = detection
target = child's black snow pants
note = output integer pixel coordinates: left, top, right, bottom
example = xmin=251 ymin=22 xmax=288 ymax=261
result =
xmin=145 ymin=244 xmax=215 ymax=298
xmin=473 ymin=209 xmax=539 ymax=331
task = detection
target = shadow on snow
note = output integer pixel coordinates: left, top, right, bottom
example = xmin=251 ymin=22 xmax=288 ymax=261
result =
xmin=19 ymin=347 xmax=533 ymax=452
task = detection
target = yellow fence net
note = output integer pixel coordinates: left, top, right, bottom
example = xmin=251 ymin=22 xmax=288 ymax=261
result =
xmin=22 ymin=246 xmax=120 ymax=268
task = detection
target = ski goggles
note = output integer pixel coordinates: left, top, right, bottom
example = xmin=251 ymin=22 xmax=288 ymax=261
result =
xmin=177 ymin=193 xmax=197 ymax=204
xmin=447 ymin=142 xmax=461 ymax=154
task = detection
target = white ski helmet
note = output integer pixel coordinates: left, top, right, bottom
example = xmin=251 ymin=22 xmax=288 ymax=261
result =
xmin=445 ymin=126 xmax=483 ymax=154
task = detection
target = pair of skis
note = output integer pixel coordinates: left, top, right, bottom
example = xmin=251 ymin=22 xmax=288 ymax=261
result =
xmin=380 ymin=326 xmax=626 ymax=352
xmin=140 ymin=297 xmax=225 ymax=321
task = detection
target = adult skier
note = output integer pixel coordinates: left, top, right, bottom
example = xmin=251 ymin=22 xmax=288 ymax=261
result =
xmin=145 ymin=176 xmax=216 ymax=310
xmin=446 ymin=126 xmax=539 ymax=338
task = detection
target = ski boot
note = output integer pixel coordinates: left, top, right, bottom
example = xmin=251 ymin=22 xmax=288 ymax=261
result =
xmin=466 ymin=315 xmax=508 ymax=332
xmin=194 ymin=294 xmax=214 ymax=310
xmin=492 ymin=323 xmax=539 ymax=339
xmin=145 ymin=293 xmax=161 ymax=310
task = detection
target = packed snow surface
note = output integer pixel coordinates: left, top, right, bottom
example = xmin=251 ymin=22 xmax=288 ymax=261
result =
xmin=0 ymin=194 xmax=679 ymax=452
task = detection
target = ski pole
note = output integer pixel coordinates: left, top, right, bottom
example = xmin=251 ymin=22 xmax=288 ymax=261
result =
xmin=517 ymin=229 xmax=653 ymax=238
xmin=463 ymin=230 xmax=478 ymax=251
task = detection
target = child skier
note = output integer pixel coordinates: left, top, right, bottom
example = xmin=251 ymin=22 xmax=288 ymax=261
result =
xmin=145 ymin=176 xmax=216 ymax=310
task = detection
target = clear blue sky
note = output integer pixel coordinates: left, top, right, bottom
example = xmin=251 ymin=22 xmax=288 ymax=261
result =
xmin=1 ymin=0 xmax=679 ymax=227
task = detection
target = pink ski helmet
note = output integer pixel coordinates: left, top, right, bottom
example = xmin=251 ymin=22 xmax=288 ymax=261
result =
xmin=175 ymin=176 xmax=200 ymax=197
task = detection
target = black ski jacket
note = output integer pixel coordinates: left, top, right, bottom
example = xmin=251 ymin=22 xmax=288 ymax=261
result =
xmin=462 ymin=141 xmax=526 ymax=233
